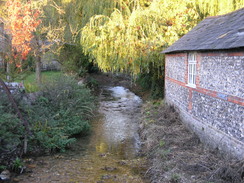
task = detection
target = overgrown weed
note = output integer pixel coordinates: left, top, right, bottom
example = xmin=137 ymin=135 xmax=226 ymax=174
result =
xmin=0 ymin=75 xmax=96 ymax=171
xmin=140 ymin=101 xmax=243 ymax=183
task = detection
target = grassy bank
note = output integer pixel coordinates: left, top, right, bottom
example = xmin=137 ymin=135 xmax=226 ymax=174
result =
xmin=17 ymin=71 xmax=62 ymax=93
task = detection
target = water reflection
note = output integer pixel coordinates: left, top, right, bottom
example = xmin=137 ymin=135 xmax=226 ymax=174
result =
xmin=17 ymin=86 xmax=145 ymax=183
xmin=98 ymin=86 xmax=142 ymax=159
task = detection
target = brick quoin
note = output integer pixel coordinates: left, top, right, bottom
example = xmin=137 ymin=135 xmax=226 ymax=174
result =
xmin=188 ymin=89 xmax=193 ymax=111
xmin=201 ymin=51 xmax=244 ymax=57
xmin=201 ymin=52 xmax=222 ymax=57
xmin=196 ymin=53 xmax=201 ymax=87
xmin=165 ymin=77 xmax=244 ymax=106
xmin=166 ymin=53 xmax=187 ymax=57
xmin=227 ymin=52 xmax=244 ymax=56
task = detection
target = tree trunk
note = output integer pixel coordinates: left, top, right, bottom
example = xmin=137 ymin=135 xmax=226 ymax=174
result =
xmin=36 ymin=55 xmax=42 ymax=86
xmin=6 ymin=61 xmax=10 ymax=81
xmin=0 ymin=78 xmax=31 ymax=154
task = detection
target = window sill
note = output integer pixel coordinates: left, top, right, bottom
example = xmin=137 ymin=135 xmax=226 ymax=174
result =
xmin=186 ymin=84 xmax=196 ymax=88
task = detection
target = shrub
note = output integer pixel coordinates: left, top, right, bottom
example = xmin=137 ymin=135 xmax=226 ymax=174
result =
xmin=28 ymin=76 xmax=95 ymax=152
xmin=0 ymin=92 xmax=25 ymax=167
xmin=0 ymin=113 xmax=23 ymax=152
xmin=0 ymin=75 xmax=96 ymax=168
xmin=136 ymin=65 xmax=164 ymax=99
xmin=58 ymin=44 xmax=98 ymax=76
xmin=136 ymin=73 xmax=152 ymax=91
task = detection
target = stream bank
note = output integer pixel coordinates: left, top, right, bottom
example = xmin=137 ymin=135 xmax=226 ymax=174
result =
xmin=3 ymin=73 xmax=242 ymax=183
xmin=11 ymin=76 xmax=148 ymax=183
xmin=139 ymin=101 xmax=243 ymax=183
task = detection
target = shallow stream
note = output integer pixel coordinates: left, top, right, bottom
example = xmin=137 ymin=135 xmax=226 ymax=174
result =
xmin=17 ymin=86 xmax=146 ymax=183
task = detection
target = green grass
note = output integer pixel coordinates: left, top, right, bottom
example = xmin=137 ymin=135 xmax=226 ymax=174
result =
xmin=23 ymin=71 xmax=62 ymax=84
xmin=18 ymin=71 xmax=62 ymax=93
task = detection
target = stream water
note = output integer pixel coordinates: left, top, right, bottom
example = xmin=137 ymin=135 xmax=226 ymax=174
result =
xmin=17 ymin=86 xmax=146 ymax=183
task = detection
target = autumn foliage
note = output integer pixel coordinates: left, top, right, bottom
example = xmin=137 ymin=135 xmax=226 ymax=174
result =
xmin=6 ymin=0 xmax=41 ymax=67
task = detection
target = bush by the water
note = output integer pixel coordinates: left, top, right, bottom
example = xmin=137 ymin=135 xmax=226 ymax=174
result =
xmin=58 ymin=44 xmax=99 ymax=76
xmin=136 ymin=65 xmax=164 ymax=99
xmin=0 ymin=76 xmax=95 ymax=169
xmin=0 ymin=93 xmax=25 ymax=169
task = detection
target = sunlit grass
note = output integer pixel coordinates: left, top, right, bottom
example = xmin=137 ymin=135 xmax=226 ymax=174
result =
xmin=20 ymin=71 xmax=62 ymax=93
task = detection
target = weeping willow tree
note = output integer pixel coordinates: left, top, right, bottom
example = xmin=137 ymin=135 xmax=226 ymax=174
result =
xmin=41 ymin=0 xmax=142 ymax=44
xmin=0 ymin=0 xmax=6 ymax=18
xmin=194 ymin=0 xmax=244 ymax=20
xmin=31 ymin=0 xmax=154 ymax=52
xmin=81 ymin=0 xmax=244 ymax=97
xmin=81 ymin=0 xmax=244 ymax=74
xmin=38 ymin=0 xmax=126 ymax=74
xmin=81 ymin=0 xmax=198 ymax=75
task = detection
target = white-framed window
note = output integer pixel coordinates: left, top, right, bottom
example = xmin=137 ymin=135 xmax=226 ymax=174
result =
xmin=187 ymin=52 xmax=197 ymax=87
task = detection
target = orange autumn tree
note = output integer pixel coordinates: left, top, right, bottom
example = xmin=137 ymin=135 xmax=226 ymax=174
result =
xmin=6 ymin=0 xmax=41 ymax=72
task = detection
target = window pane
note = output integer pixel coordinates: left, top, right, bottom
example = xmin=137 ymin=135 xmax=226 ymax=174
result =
xmin=191 ymin=68 xmax=193 ymax=83
xmin=190 ymin=65 xmax=192 ymax=83
xmin=188 ymin=52 xmax=197 ymax=86
xmin=193 ymin=64 xmax=196 ymax=84
xmin=188 ymin=62 xmax=196 ymax=85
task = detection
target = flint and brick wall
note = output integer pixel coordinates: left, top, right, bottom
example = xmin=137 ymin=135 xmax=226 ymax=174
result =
xmin=165 ymin=50 xmax=244 ymax=159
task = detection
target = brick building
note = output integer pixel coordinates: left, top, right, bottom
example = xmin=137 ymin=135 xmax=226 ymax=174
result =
xmin=163 ymin=8 xmax=244 ymax=159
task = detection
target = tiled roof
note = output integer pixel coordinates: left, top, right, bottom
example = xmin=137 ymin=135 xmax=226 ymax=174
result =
xmin=163 ymin=8 xmax=244 ymax=53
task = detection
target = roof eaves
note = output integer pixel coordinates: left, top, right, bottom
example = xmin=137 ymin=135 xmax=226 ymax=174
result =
xmin=162 ymin=46 xmax=244 ymax=54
